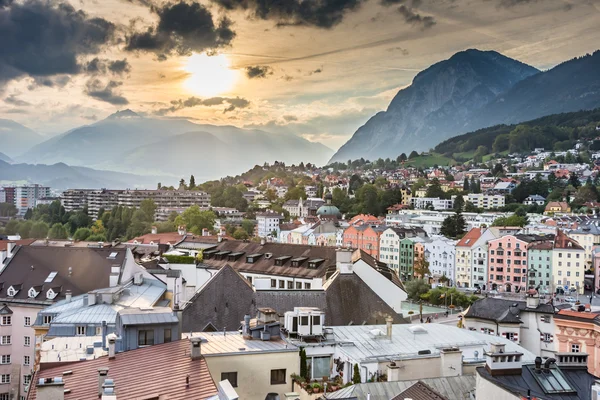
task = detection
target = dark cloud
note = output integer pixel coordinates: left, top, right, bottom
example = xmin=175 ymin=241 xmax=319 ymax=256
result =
xmin=283 ymin=115 xmax=298 ymax=122
xmin=108 ymin=59 xmax=132 ymax=75
xmin=397 ymin=5 xmax=435 ymax=28
xmin=85 ymin=58 xmax=131 ymax=76
xmin=307 ymin=67 xmax=323 ymax=75
xmin=4 ymin=94 xmax=30 ymax=106
xmin=85 ymin=79 xmax=129 ymax=105
xmin=387 ymin=47 xmax=409 ymax=55
xmin=156 ymin=96 xmax=250 ymax=114
xmin=497 ymin=0 xmax=538 ymax=6
xmin=125 ymin=1 xmax=236 ymax=58
xmin=245 ymin=65 xmax=273 ymax=79
xmin=0 ymin=1 xmax=116 ymax=85
xmin=211 ymin=0 xmax=364 ymax=29
xmin=27 ymin=76 xmax=71 ymax=90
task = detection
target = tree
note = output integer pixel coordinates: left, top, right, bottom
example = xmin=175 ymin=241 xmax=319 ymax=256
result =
xmin=397 ymin=153 xmax=407 ymax=162
xmin=241 ymin=219 xmax=255 ymax=236
xmin=48 ymin=223 xmax=68 ymax=239
xmin=426 ymin=178 xmax=446 ymax=199
xmin=139 ymin=199 xmax=157 ymax=222
xmin=300 ymin=349 xmax=309 ymax=381
xmin=413 ymin=254 xmax=431 ymax=279
xmin=453 ymin=195 xmax=464 ymax=212
xmin=174 ymin=205 xmax=216 ymax=235
xmin=492 ymin=215 xmax=528 ymax=227
xmin=440 ymin=214 xmax=466 ymax=238
xmin=409 ymin=150 xmax=419 ymax=159
xmin=0 ymin=203 xmax=17 ymax=217
xmin=353 ymin=364 xmax=361 ymax=384
xmin=464 ymin=201 xmax=479 ymax=213
xmin=73 ymin=227 xmax=92 ymax=241
xmin=264 ymin=189 xmax=278 ymax=202
xmin=405 ymin=279 xmax=430 ymax=300
xmin=355 ymin=184 xmax=379 ymax=215
xmin=492 ymin=163 xmax=505 ymax=177
xmin=126 ymin=209 xmax=152 ymax=239
xmin=463 ymin=177 xmax=469 ymax=191
xmin=189 ymin=175 xmax=196 ymax=189
xmin=284 ymin=187 xmax=307 ymax=201
xmin=29 ymin=221 xmax=49 ymax=239
xmin=23 ymin=208 xmax=33 ymax=220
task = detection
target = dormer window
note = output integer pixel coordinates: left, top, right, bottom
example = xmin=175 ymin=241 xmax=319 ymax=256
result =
xmin=46 ymin=289 xmax=57 ymax=300
xmin=28 ymin=288 xmax=39 ymax=299
xmin=6 ymin=286 xmax=18 ymax=297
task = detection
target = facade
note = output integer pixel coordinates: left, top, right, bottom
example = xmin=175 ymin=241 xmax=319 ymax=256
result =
xmin=5 ymin=185 xmax=52 ymax=216
xmin=567 ymin=222 xmax=600 ymax=269
xmin=343 ymin=225 xmax=386 ymax=259
xmin=465 ymin=193 xmax=505 ymax=210
xmin=455 ymin=228 xmax=482 ymax=288
xmin=282 ymin=198 xmax=325 ymax=218
xmin=527 ymin=240 xmax=554 ymax=292
xmin=552 ymin=230 xmax=585 ymax=293
xmin=469 ymin=229 xmax=498 ymax=289
xmin=378 ymin=227 xmax=427 ymax=275
xmin=487 ymin=235 xmax=530 ymax=292
xmin=60 ymin=189 xmax=211 ymax=218
xmin=554 ymin=309 xmax=600 ymax=377
xmin=256 ymin=212 xmax=282 ymax=238
xmin=524 ymin=194 xmax=546 ymax=205
xmin=410 ymin=197 xmax=454 ymax=210
xmin=544 ymin=201 xmax=571 ymax=215
xmin=419 ymin=236 xmax=457 ymax=285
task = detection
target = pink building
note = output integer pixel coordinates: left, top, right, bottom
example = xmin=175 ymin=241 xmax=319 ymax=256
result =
xmin=554 ymin=309 xmax=600 ymax=377
xmin=487 ymin=235 xmax=529 ymax=292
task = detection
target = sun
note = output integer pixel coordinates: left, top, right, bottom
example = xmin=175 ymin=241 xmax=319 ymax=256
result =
xmin=183 ymin=53 xmax=237 ymax=97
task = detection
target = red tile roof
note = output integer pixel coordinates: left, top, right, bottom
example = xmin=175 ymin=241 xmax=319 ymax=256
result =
xmin=555 ymin=310 xmax=599 ymax=320
xmin=0 ymin=239 xmax=35 ymax=251
xmin=128 ymin=232 xmax=185 ymax=245
xmin=456 ymin=228 xmax=482 ymax=247
xmin=29 ymin=339 xmax=218 ymax=400
xmin=554 ymin=229 xmax=584 ymax=250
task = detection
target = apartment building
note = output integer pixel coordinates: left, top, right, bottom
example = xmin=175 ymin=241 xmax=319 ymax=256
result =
xmin=410 ymin=197 xmax=454 ymax=210
xmin=1 ymin=185 xmax=51 ymax=216
xmin=487 ymin=235 xmax=531 ymax=292
xmin=378 ymin=227 xmax=427 ymax=277
xmin=465 ymin=193 xmax=506 ymax=210
xmin=256 ymin=212 xmax=283 ymax=238
xmin=61 ymin=188 xmax=211 ymax=218
xmin=553 ymin=230 xmax=585 ymax=293
xmin=567 ymin=222 xmax=600 ymax=269
xmin=527 ymin=239 xmax=554 ymax=292
xmin=415 ymin=236 xmax=457 ymax=285
xmin=343 ymin=224 xmax=387 ymax=259
xmin=455 ymin=228 xmax=482 ymax=288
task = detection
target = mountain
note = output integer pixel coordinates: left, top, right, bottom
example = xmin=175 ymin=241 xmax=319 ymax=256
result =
xmin=19 ymin=110 xmax=333 ymax=180
xmin=465 ymin=50 xmax=600 ymax=130
xmin=117 ymin=127 xmax=333 ymax=180
xmin=329 ymin=49 xmax=539 ymax=163
xmin=0 ymin=152 xmax=12 ymax=163
xmin=0 ymin=119 xmax=44 ymax=157
xmin=0 ymin=160 xmax=163 ymax=190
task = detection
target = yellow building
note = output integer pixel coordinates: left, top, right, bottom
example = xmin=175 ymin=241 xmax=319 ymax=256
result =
xmin=553 ymin=230 xmax=585 ymax=294
xmin=567 ymin=223 xmax=600 ymax=269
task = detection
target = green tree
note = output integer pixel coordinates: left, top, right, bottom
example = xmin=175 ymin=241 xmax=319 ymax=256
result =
xmin=139 ymin=199 xmax=157 ymax=222
xmin=174 ymin=205 xmax=216 ymax=235
xmin=232 ymin=227 xmax=249 ymax=240
xmin=29 ymin=221 xmax=49 ymax=239
xmin=87 ymin=234 xmax=108 ymax=242
xmin=155 ymin=221 xmax=176 ymax=233
xmin=492 ymin=215 xmax=528 ymax=227
xmin=264 ymin=189 xmax=278 ymax=202
xmin=405 ymin=279 xmax=430 ymax=300
xmin=353 ymin=364 xmax=361 ymax=384
xmin=4 ymin=219 xmax=19 ymax=235
xmin=0 ymin=203 xmax=17 ymax=217
xmin=127 ymin=209 xmax=152 ymax=239
xmin=189 ymin=175 xmax=196 ymax=189
xmin=463 ymin=177 xmax=469 ymax=191
xmin=48 ymin=223 xmax=68 ymax=239
xmin=73 ymin=227 xmax=92 ymax=241
xmin=409 ymin=150 xmax=419 ymax=159
xmin=300 ymin=349 xmax=309 ymax=381
xmin=464 ymin=201 xmax=479 ymax=213
xmin=413 ymin=254 xmax=431 ymax=279
xmin=23 ymin=208 xmax=33 ymax=220
xmin=426 ymin=178 xmax=446 ymax=199
xmin=241 ymin=219 xmax=255 ymax=235
xmin=355 ymin=184 xmax=379 ymax=215
xmin=453 ymin=195 xmax=465 ymax=212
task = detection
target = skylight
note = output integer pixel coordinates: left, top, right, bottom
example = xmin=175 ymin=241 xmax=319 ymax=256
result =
xmin=108 ymin=252 xmax=118 ymax=260
xmin=44 ymin=272 xmax=58 ymax=283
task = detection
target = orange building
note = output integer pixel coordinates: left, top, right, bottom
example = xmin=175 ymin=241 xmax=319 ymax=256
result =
xmin=342 ymin=224 xmax=386 ymax=259
xmin=554 ymin=309 xmax=600 ymax=377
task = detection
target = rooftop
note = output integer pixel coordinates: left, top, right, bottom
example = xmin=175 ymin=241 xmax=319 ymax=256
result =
xmin=29 ymin=340 xmax=218 ymax=400
xmin=183 ymin=332 xmax=298 ymax=356
xmin=464 ymin=297 xmax=555 ymax=324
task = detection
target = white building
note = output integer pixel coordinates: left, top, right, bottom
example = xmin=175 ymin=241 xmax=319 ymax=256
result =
xmin=410 ymin=197 xmax=454 ymax=210
xmin=465 ymin=194 xmax=505 ymax=210
xmin=524 ymin=194 xmax=546 ymax=206
xmin=12 ymin=185 xmax=52 ymax=216
xmin=256 ymin=212 xmax=283 ymax=238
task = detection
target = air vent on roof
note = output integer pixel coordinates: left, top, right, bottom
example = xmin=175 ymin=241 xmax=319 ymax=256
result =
xmin=264 ymin=253 xmax=273 ymax=259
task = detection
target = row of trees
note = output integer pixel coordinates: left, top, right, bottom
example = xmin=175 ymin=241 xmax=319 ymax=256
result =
xmin=405 ymin=279 xmax=479 ymax=309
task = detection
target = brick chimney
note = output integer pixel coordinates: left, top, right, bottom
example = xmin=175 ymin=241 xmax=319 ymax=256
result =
xmin=190 ymin=337 xmax=202 ymax=360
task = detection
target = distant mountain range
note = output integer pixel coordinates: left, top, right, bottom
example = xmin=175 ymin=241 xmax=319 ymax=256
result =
xmin=330 ymin=49 xmax=600 ymax=163
xmin=16 ymin=110 xmax=333 ymax=182
xmin=0 ymin=152 xmax=12 ymax=163
xmin=0 ymin=119 xmax=44 ymax=156
xmin=0 ymin=160 xmax=162 ymax=190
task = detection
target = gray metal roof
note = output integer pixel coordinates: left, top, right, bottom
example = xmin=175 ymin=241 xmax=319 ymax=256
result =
xmin=324 ymin=375 xmax=476 ymax=400
xmin=183 ymin=332 xmax=298 ymax=356
xmin=119 ymin=307 xmax=178 ymax=325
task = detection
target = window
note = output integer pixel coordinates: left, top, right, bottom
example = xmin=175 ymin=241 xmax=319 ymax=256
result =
xmin=312 ymin=315 xmax=321 ymax=326
xmin=23 ymin=356 xmax=29 ymax=366
xmin=0 ymin=337 xmax=10 ymax=345
xmin=312 ymin=356 xmax=331 ymax=380
xmin=270 ymin=369 xmax=286 ymax=385
xmin=0 ymin=317 xmax=10 ymax=326
xmin=95 ymin=327 xmax=102 ymax=336
xmin=0 ymin=356 xmax=10 ymax=364
xmin=571 ymin=344 xmax=580 ymax=353
xmin=504 ymin=332 xmax=517 ymax=341
xmin=24 ymin=337 xmax=30 ymax=347
xmin=542 ymin=333 xmax=553 ymax=342
xmin=541 ymin=315 xmax=551 ymax=323
xmin=23 ymin=375 xmax=31 ymax=385
xmin=304 ymin=283 xmax=311 ymax=290
xmin=221 ymin=372 xmax=238 ymax=387
xmin=481 ymin=328 xmax=495 ymax=335
xmin=43 ymin=315 xmax=53 ymax=324
xmin=279 ymin=280 xmax=285 ymax=289
xmin=1 ymin=374 xmax=10 ymax=384
xmin=76 ymin=326 xmax=86 ymax=336
xmin=270 ymin=279 xmax=276 ymax=288
xmin=138 ymin=330 xmax=154 ymax=346
xmin=24 ymin=317 xmax=30 ymax=327
xmin=287 ymin=281 xmax=293 ymax=289
xmin=164 ymin=329 xmax=172 ymax=343
xmin=296 ymin=282 xmax=302 ymax=289
xmin=300 ymin=316 xmax=309 ymax=326
xmin=0 ymin=395 xmax=8 ymax=400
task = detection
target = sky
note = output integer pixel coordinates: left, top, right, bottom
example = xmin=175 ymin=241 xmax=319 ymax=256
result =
xmin=1 ymin=0 xmax=600 ymax=150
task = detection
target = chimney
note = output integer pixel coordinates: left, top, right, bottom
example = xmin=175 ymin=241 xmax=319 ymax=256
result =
xmin=151 ymin=226 xmax=157 ymax=235
xmin=526 ymin=293 xmax=540 ymax=309
xmin=178 ymin=225 xmax=187 ymax=236
xmin=484 ymin=342 xmax=523 ymax=376
xmin=386 ymin=362 xmax=400 ymax=382
xmin=6 ymin=242 xmax=15 ymax=257
xmin=101 ymin=321 xmax=108 ymax=350
xmin=202 ymin=228 xmax=209 ymax=237
xmin=65 ymin=290 xmax=72 ymax=303
xmin=190 ymin=337 xmax=202 ymax=360
xmin=336 ymin=248 xmax=353 ymax=274
xmin=440 ymin=347 xmax=463 ymax=377
xmin=98 ymin=368 xmax=109 ymax=398
xmin=385 ymin=316 xmax=393 ymax=339
xmin=101 ymin=378 xmax=117 ymax=400
xmin=260 ymin=238 xmax=265 ymax=246
xmin=107 ymin=333 xmax=117 ymax=359
xmin=36 ymin=377 xmax=65 ymax=400
xmin=243 ymin=315 xmax=251 ymax=337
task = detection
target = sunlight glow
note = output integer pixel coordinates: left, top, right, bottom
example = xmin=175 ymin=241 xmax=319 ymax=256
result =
xmin=183 ymin=53 xmax=237 ymax=97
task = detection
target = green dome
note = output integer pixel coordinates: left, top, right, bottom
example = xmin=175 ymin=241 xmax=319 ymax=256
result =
xmin=317 ymin=204 xmax=341 ymax=218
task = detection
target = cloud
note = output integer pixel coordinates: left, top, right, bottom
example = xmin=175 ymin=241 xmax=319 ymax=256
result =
xmin=108 ymin=59 xmax=132 ymax=75
xmin=27 ymin=76 xmax=71 ymax=90
xmin=84 ymin=58 xmax=131 ymax=76
xmin=82 ymin=114 xmax=98 ymax=121
xmin=308 ymin=67 xmax=323 ymax=75
xmin=379 ymin=0 xmax=435 ymax=29
xmin=85 ymin=79 xmax=129 ymax=105
xmin=4 ymin=94 xmax=30 ymax=106
xmin=283 ymin=115 xmax=298 ymax=121
xmin=387 ymin=47 xmax=409 ymax=55
xmin=245 ymin=65 xmax=273 ymax=79
xmin=0 ymin=0 xmax=116 ymax=85
xmin=125 ymin=1 xmax=235 ymax=58
xmin=156 ymin=96 xmax=250 ymax=114
xmin=211 ymin=0 xmax=364 ymax=29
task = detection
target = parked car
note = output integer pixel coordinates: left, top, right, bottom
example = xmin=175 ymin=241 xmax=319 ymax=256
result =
xmin=564 ymin=296 xmax=577 ymax=303
xmin=488 ymin=290 xmax=499 ymax=295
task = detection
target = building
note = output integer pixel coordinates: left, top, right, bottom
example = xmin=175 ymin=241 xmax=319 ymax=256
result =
xmin=4 ymin=185 xmax=52 ymax=216
xmin=567 ymin=222 xmax=600 ymax=269
xmin=487 ymin=235 xmax=533 ymax=293
xmin=0 ymin=244 xmax=137 ymax=399
xmin=282 ymin=198 xmax=325 ymax=218
xmin=552 ymin=230 xmax=585 ymax=293
xmin=343 ymin=224 xmax=387 ymax=259
xmin=465 ymin=193 xmax=505 ymax=210
xmin=27 ymin=338 xmax=226 ymax=400
xmin=553 ymin=309 xmax=600 ymax=377
xmin=60 ymin=189 xmax=211 ymax=219
xmin=410 ymin=197 xmax=454 ymax=210
xmin=455 ymin=228 xmax=482 ymax=288
xmin=544 ymin=201 xmax=571 ymax=215
xmin=185 ymin=314 xmax=299 ymax=399
xmin=418 ymin=236 xmax=457 ymax=285
xmin=524 ymin=194 xmax=546 ymax=206
xmin=527 ymin=238 xmax=554 ymax=292
xmin=378 ymin=227 xmax=427 ymax=275
xmin=256 ymin=212 xmax=283 ymax=238
xmin=492 ymin=181 xmax=516 ymax=193
xmin=180 ymin=246 xmax=408 ymax=332
xmin=475 ymin=342 xmax=596 ymax=400
xmin=463 ymin=295 xmax=561 ymax=358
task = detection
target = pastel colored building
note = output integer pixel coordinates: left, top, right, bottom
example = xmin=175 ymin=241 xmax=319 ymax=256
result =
xmin=568 ymin=222 xmax=600 ymax=269
xmin=554 ymin=309 xmax=600 ymax=377
xmin=455 ymin=228 xmax=482 ymax=288
xmin=553 ymin=230 xmax=585 ymax=294
xmin=527 ymin=239 xmax=554 ymax=293
xmin=487 ymin=235 xmax=530 ymax=292
xmin=343 ymin=225 xmax=386 ymax=259
xmin=378 ymin=227 xmax=427 ymax=277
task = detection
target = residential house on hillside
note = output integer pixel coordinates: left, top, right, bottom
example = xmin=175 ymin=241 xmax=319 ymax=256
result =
xmin=465 ymin=194 xmax=506 ymax=210
xmin=180 ymin=247 xmax=407 ymax=333
xmin=0 ymin=244 xmax=138 ymax=399
xmin=544 ymin=201 xmax=571 ymax=215
xmin=524 ymin=194 xmax=546 ymax=206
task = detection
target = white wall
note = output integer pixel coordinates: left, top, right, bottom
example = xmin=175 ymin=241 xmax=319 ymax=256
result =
xmin=353 ymin=259 xmax=407 ymax=311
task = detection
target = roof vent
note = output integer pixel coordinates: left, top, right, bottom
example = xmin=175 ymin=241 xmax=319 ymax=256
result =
xmin=265 ymin=253 xmax=273 ymax=259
